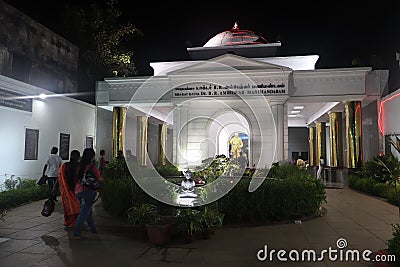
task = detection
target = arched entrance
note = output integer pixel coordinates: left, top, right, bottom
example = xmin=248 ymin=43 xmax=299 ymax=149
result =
xmin=208 ymin=111 xmax=250 ymax=163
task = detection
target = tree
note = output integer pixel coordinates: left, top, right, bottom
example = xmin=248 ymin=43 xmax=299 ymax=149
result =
xmin=60 ymin=0 xmax=141 ymax=101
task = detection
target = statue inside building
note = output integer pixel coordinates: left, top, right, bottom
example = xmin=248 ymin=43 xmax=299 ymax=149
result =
xmin=229 ymin=133 xmax=243 ymax=158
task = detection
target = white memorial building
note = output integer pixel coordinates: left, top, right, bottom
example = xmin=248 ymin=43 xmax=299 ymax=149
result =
xmin=96 ymin=23 xmax=390 ymax=176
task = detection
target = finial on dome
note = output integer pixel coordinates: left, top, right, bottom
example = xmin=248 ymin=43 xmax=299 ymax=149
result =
xmin=232 ymin=22 xmax=239 ymax=31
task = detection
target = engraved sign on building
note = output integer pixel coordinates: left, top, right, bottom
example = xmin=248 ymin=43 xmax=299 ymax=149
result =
xmin=59 ymin=133 xmax=70 ymax=160
xmin=173 ymin=82 xmax=287 ymax=98
xmin=24 ymin=128 xmax=39 ymax=160
xmin=0 ymin=88 xmax=32 ymax=112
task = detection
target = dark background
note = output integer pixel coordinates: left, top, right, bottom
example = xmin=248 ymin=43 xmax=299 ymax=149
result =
xmin=4 ymin=0 xmax=400 ymax=91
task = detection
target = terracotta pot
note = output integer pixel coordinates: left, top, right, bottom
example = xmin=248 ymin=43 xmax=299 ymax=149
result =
xmin=183 ymin=233 xmax=196 ymax=243
xmin=145 ymin=223 xmax=173 ymax=245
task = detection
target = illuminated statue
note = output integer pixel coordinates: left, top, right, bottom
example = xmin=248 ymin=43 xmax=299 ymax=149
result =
xmin=229 ymin=133 xmax=243 ymax=158
xmin=179 ymin=170 xmax=197 ymax=206
xmin=181 ymin=170 xmax=195 ymax=193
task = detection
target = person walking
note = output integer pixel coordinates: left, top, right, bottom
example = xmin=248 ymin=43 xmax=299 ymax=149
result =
xmin=42 ymin=147 xmax=62 ymax=201
xmin=52 ymin=150 xmax=81 ymax=229
xmin=317 ymin=156 xmax=325 ymax=180
xmin=98 ymin=149 xmax=106 ymax=173
xmin=72 ymin=148 xmax=102 ymax=239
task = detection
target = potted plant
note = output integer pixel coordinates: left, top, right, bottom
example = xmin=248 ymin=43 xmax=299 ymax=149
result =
xmin=200 ymin=206 xmax=224 ymax=239
xmin=145 ymin=215 xmax=175 ymax=246
xmin=176 ymin=208 xmax=204 ymax=243
xmin=127 ymin=203 xmax=158 ymax=226
xmin=127 ymin=203 xmax=158 ymax=238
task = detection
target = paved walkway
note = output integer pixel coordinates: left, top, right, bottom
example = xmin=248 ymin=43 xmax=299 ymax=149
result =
xmin=0 ymin=188 xmax=399 ymax=267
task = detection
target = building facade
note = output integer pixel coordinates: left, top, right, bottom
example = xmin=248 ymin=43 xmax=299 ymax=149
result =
xmin=96 ymin=24 xmax=389 ymax=177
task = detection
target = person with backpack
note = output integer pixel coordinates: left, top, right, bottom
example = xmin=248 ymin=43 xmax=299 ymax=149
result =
xmin=72 ymin=148 xmax=102 ymax=239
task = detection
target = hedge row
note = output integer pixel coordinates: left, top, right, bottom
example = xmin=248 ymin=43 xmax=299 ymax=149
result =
xmin=348 ymin=175 xmax=400 ymax=206
xmin=100 ymin=161 xmax=326 ymax=223
xmin=0 ymin=184 xmax=47 ymax=211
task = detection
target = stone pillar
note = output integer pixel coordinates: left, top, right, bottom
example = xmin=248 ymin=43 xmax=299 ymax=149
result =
xmin=158 ymin=123 xmax=167 ymax=166
xmin=112 ymin=106 xmax=126 ymax=158
xmin=137 ymin=116 xmax=148 ymax=166
xmin=175 ymin=104 xmax=188 ymax=168
xmin=309 ymin=126 xmax=316 ymax=166
xmin=345 ymin=101 xmax=362 ymax=168
xmin=271 ymin=104 xmax=285 ymax=162
xmin=329 ymin=112 xmax=343 ymax=167
xmin=316 ymin=122 xmax=326 ymax=164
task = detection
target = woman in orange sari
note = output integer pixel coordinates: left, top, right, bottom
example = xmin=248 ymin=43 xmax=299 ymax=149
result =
xmin=53 ymin=150 xmax=81 ymax=228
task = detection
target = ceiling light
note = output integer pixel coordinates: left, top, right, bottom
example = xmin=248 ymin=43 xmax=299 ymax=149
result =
xmin=39 ymin=94 xmax=47 ymax=99
xmin=291 ymin=110 xmax=301 ymax=114
xmin=293 ymin=106 xmax=304 ymax=110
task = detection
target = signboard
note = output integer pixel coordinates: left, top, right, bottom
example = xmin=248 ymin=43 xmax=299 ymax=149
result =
xmin=0 ymin=87 xmax=32 ymax=112
xmin=173 ymin=82 xmax=287 ymax=98
xmin=59 ymin=133 xmax=70 ymax=160
xmin=86 ymin=136 xmax=94 ymax=149
xmin=24 ymin=128 xmax=39 ymax=160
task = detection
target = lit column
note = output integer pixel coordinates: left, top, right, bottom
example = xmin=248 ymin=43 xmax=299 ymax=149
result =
xmin=316 ymin=122 xmax=326 ymax=164
xmin=112 ymin=106 xmax=126 ymax=158
xmin=137 ymin=116 xmax=148 ymax=166
xmin=271 ymin=104 xmax=284 ymax=162
xmin=329 ymin=112 xmax=343 ymax=167
xmin=158 ymin=123 xmax=167 ymax=166
xmin=309 ymin=126 xmax=316 ymax=166
xmin=345 ymin=101 xmax=362 ymax=168
xmin=174 ymin=104 xmax=189 ymax=168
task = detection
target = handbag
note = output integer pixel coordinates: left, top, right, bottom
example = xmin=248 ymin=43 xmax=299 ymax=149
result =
xmin=36 ymin=175 xmax=47 ymax=186
xmin=41 ymin=199 xmax=55 ymax=217
xmin=81 ymin=165 xmax=102 ymax=191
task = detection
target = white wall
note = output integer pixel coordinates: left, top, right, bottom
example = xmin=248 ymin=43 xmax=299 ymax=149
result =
xmin=381 ymin=88 xmax=400 ymax=136
xmin=96 ymin=107 xmax=113 ymax=162
xmin=0 ymin=76 xmax=96 ymax=186
xmin=125 ymin=116 xmax=138 ymax=158
xmin=381 ymin=88 xmax=400 ymax=159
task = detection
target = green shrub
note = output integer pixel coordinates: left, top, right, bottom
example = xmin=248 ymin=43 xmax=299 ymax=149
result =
xmin=100 ymin=159 xmax=156 ymax=217
xmin=359 ymin=154 xmax=400 ymax=184
xmin=357 ymin=178 xmax=376 ymax=195
xmin=348 ymin=174 xmax=358 ymax=188
xmin=101 ymin=175 xmax=135 ymax=217
xmin=101 ymin=159 xmax=326 ymax=223
xmin=387 ymin=223 xmax=400 ymax=260
xmin=387 ymin=187 xmax=400 ymax=207
xmin=0 ymin=182 xmax=47 ymax=211
xmin=16 ymin=178 xmax=37 ymax=189
xmin=127 ymin=203 xmax=159 ymax=225
xmin=155 ymin=162 xmax=182 ymax=178
xmin=4 ymin=176 xmax=18 ymax=190
xmin=373 ymin=183 xmax=390 ymax=199
xmin=218 ymin=165 xmax=326 ymax=223
xmin=193 ymin=155 xmax=231 ymax=183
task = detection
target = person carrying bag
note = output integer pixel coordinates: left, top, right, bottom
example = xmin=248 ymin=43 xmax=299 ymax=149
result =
xmin=72 ymin=148 xmax=103 ymax=239
xmin=41 ymin=198 xmax=55 ymax=217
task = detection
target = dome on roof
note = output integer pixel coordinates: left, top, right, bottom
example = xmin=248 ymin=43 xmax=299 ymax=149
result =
xmin=203 ymin=22 xmax=269 ymax=47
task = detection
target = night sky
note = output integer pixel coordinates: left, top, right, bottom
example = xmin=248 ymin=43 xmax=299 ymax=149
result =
xmin=4 ymin=0 xmax=400 ymax=89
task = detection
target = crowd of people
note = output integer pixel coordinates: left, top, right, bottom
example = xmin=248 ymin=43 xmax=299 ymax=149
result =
xmin=43 ymin=146 xmax=104 ymax=239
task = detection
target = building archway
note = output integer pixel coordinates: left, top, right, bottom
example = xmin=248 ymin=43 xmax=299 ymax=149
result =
xmin=208 ymin=110 xmax=250 ymax=162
